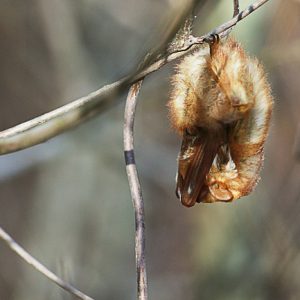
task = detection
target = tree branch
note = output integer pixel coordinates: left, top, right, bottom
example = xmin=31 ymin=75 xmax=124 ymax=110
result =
xmin=123 ymin=81 xmax=147 ymax=300
xmin=0 ymin=0 xmax=272 ymax=298
xmin=233 ymin=0 xmax=240 ymax=17
xmin=216 ymin=0 xmax=269 ymax=37
xmin=293 ymin=123 xmax=300 ymax=160
xmin=0 ymin=226 xmax=94 ymax=300
xmin=0 ymin=0 xmax=270 ymax=156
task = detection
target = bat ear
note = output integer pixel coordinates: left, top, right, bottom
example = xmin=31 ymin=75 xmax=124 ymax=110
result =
xmin=208 ymin=182 xmax=233 ymax=202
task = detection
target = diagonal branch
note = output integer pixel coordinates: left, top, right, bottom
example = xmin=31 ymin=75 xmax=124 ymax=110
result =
xmin=0 ymin=0 xmax=270 ymax=156
xmin=215 ymin=0 xmax=268 ymax=38
xmin=220 ymin=0 xmax=240 ymax=38
xmin=0 ymin=226 xmax=94 ymax=300
xmin=123 ymin=81 xmax=147 ymax=300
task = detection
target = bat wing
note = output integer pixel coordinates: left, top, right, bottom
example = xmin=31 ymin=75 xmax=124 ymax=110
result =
xmin=176 ymin=128 xmax=224 ymax=207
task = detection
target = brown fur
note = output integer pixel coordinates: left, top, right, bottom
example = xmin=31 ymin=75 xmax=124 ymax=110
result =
xmin=168 ymin=37 xmax=273 ymax=205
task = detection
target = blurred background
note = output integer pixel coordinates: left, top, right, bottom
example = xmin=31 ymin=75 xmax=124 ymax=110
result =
xmin=0 ymin=0 xmax=299 ymax=299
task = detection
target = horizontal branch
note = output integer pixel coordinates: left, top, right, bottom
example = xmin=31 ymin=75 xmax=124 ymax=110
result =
xmin=0 ymin=0 xmax=270 ymax=156
xmin=0 ymin=226 xmax=94 ymax=300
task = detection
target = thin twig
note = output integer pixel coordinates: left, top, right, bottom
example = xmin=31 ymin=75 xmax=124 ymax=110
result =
xmin=0 ymin=0 xmax=270 ymax=156
xmin=123 ymin=81 xmax=147 ymax=300
xmin=0 ymin=226 xmax=94 ymax=300
xmin=221 ymin=0 xmax=240 ymax=37
xmin=233 ymin=0 xmax=240 ymax=17
xmin=179 ymin=0 xmax=270 ymax=47
xmin=213 ymin=0 xmax=269 ymax=38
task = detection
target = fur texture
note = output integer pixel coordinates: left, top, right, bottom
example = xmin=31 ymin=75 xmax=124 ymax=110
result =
xmin=168 ymin=37 xmax=273 ymax=205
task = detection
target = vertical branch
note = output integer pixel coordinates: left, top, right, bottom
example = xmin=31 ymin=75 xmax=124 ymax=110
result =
xmin=293 ymin=123 xmax=300 ymax=160
xmin=220 ymin=0 xmax=240 ymax=38
xmin=233 ymin=0 xmax=240 ymax=17
xmin=123 ymin=80 xmax=148 ymax=300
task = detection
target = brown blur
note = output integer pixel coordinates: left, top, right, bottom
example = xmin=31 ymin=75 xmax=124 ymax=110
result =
xmin=0 ymin=1 xmax=299 ymax=299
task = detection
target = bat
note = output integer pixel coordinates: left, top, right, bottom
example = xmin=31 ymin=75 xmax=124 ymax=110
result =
xmin=168 ymin=36 xmax=273 ymax=207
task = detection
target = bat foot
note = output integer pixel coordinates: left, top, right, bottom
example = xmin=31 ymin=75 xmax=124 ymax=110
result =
xmin=204 ymin=34 xmax=220 ymax=45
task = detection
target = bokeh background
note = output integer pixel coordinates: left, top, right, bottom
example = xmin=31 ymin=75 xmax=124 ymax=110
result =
xmin=0 ymin=0 xmax=299 ymax=299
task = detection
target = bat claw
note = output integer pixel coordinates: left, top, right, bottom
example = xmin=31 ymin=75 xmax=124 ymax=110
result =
xmin=204 ymin=33 xmax=220 ymax=45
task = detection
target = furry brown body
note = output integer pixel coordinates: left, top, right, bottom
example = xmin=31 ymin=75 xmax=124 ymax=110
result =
xmin=168 ymin=38 xmax=273 ymax=207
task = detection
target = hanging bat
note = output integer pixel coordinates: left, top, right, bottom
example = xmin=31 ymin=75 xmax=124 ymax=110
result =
xmin=168 ymin=36 xmax=273 ymax=207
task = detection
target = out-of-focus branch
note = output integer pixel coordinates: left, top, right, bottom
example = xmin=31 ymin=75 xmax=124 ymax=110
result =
xmin=0 ymin=0 xmax=270 ymax=156
xmin=138 ymin=0 xmax=205 ymax=69
xmin=123 ymin=81 xmax=147 ymax=300
xmin=293 ymin=123 xmax=300 ymax=160
xmin=0 ymin=227 xmax=94 ymax=300
xmin=0 ymin=80 xmax=125 ymax=155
